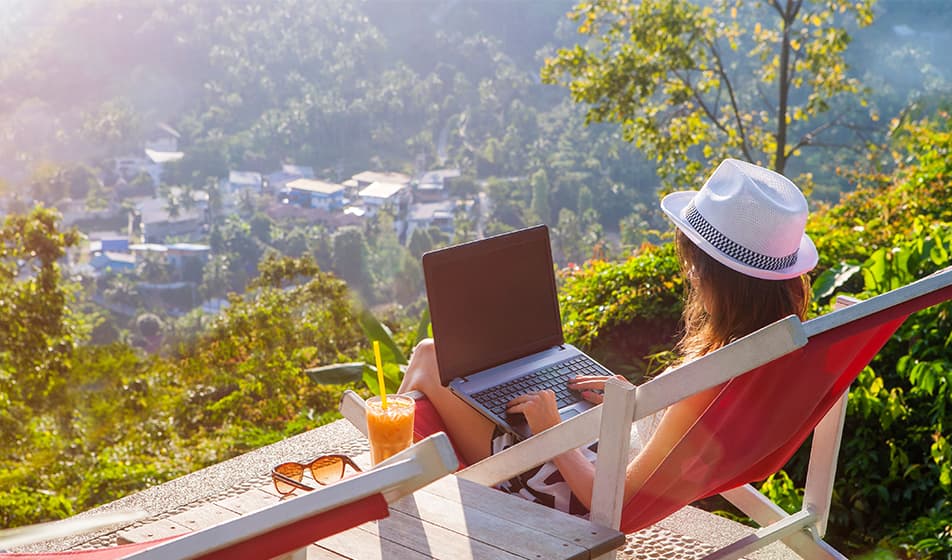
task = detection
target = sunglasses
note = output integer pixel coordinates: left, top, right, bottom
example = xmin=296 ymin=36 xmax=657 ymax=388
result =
xmin=271 ymin=454 xmax=363 ymax=496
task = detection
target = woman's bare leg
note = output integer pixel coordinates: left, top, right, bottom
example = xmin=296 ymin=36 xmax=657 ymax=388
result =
xmin=400 ymin=339 xmax=495 ymax=465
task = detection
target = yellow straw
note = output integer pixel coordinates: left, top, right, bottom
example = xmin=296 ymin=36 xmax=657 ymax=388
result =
xmin=373 ymin=341 xmax=387 ymax=409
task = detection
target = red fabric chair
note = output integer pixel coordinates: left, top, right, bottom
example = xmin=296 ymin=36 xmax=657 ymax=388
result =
xmin=458 ymin=266 xmax=952 ymax=559
xmin=2 ymin=433 xmax=457 ymax=560
xmin=411 ymin=396 xmax=468 ymax=468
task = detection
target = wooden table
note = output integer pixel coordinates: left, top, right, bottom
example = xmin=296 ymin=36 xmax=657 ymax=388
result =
xmin=117 ymin=453 xmax=624 ymax=560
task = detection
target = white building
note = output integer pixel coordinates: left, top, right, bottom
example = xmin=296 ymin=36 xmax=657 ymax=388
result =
xmin=285 ymin=178 xmax=346 ymax=210
xmin=351 ymin=171 xmax=411 ymax=189
xmin=357 ymin=181 xmax=409 ymax=216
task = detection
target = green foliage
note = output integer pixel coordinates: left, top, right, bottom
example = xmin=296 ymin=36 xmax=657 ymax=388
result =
xmin=0 ymin=487 xmax=74 ymax=527
xmin=557 ymin=242 xmax=682 ymax=378
xmin=331 ymin=227 xmax=373 ymax=301
xmin=807 ymin=116 xmax=952 ymax=269
xmin=892 ymin=500 xmax=952 ymax=559
xmin=178 ymin=258 xmax=362 ymax=431
xmin=307 ymin=307 xmax=431 ymax=396
xmin=758 ymin=471 xmax=804 ymax=515
xmin=559 ymin=242 xmax=682 ymax=350
xmin=541 ymin=0 xmax=876 ymax=190
xmin=795 ymin=118 xmax=952 ymax=553
xmin=0 ymin=206 xmax=82 ymax=435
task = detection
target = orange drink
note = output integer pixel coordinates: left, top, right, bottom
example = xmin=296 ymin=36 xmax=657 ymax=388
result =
xmin=366 ymin=395 xmax=415 ymax=465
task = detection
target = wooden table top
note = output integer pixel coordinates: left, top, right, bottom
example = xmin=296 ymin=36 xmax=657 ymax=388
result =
xmin=117 ymin=452 xmax=624 ymax=560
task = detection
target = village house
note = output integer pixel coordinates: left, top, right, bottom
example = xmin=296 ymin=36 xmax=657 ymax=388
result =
xmin=132 ymin=196 xmax=205 ymax=243
xmin=415 ymin=168 xmax=460 ymax=202
xmin=55 ymin=197 xmax=122 ymax=227
xmin=166 ymin=242 xmax=211 ymax=270
xmin=89 ymin=251 xmax=136 ymax=273
xmin=224 ymin=171 xmax=263 ymax=193
xmin=268 ymin=164 xmax=316 ymax=193
xmin=351 ymin=170 xmax=411 ymax=190
xmin=284 ymin=178 xmax=346 ymax=210
xmin=116 ymin=123 xmax=184 ymax=185
xmin=357 ymin=181 xmax=410 ymax=217
xmin=405 ymin=200 xmax=457 ymax=241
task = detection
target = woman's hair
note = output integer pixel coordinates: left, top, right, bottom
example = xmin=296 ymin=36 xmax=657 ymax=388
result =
xmin=675 ymin=230 xmax=811 ymax=360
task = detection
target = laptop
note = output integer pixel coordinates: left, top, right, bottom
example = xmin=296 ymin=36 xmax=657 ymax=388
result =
xmin=422 ymin=224 xmax=615 ymax=439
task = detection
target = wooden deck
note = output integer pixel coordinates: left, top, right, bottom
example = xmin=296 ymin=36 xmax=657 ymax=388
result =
xmin=11 ymin=419 xmax=799 ymax=559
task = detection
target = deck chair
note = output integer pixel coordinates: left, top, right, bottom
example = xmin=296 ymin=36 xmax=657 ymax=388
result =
xmin=457 ymin=266 xmax=952 ymax=559
xmin=340 ymin=266 xmax=952 ymax=559
xmin=1 ymin=432 xmax=458 ymax=560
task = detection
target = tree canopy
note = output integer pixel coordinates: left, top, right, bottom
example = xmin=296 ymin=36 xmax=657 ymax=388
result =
xmin=541 ymin=0 xmax=876 ymax=189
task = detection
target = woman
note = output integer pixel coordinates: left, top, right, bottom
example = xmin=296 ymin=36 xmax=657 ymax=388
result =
xmin=398 ymin=158 xmax=818 ymax=514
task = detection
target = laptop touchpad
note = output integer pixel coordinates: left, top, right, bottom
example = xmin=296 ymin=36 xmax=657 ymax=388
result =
xmin=560 ymin=409 xmax=579 ymax=420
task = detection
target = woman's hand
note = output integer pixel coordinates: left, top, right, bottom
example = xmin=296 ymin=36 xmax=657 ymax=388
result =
xmin=567 ymin=375 xmax=630 ymax=404
xmin=506 ymin=390 xmax=561 ymax=435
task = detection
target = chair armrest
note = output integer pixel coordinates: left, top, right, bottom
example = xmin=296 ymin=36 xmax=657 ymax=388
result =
xmin=635 ymin=315 xmax=807 ymax=417
xmin=459 ymin=315 xmax=808 ymax=488
xmin=340 ymin=390 xmax=369 ymax=436
xmin=458 ymin=405 xmax=603 ymax=486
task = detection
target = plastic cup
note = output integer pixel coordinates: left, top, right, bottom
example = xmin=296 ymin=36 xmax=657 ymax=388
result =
xmin=366 ymin=394 xmax=415 ymax=465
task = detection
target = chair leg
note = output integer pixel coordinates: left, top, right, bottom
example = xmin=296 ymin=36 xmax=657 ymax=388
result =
xmin=719 ymin=485 xmax=846 ymax=560
xmin=803 ymin=391 xmax=848 ymax=537
xmin=702 ymin=509 xmax=816 ymax=560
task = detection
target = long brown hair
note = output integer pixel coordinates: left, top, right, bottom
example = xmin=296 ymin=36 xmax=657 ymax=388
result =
xmin=675 ymin=230 xmax=811 ymax=360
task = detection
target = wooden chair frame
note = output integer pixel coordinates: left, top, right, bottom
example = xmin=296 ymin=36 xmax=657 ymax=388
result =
xmin=3 ymin=433 xmax=458 ymax=560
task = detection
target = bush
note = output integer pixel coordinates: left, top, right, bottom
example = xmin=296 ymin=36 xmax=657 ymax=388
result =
xmin=558 ymin=242 xmax=683 ymax=379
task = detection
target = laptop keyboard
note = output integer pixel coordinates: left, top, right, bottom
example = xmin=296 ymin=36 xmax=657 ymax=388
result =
xmin=471 ymin=355 xmax=606 ymax=418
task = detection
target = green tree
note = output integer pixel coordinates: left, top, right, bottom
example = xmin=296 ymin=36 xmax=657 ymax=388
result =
xmin=0 ymin=206 xmax=81 ymax=439
xmin=80 ymin=98 xmax=142 ymax=155
xmin=408 ymin=227 xmax=434 ymax=260
xmin=332 ymin=226 xmax=372 ymax=300
xmin=555 ymin=208 xmax=583 ymax=265
xmin=577 ymin=185 xmax=593 ymax=216
xmin=541 ymin=0 xmax=875 ymax=188
xmin=249 ymin=212 xmax=273 ymax=245
xmin=199 ymin=255 xmax=231 ymax=300
xmin=530 ymin=169 xmax=552 ymax=224
xmin=137 ymin=252 xmax=170 ymax=284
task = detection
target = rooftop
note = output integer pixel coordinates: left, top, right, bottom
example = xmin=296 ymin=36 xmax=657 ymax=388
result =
xmin=358 ymin=181 xmax=406 ymax=199
xmin=144 ymin=149 xmax=185 ymax=164
xmin=408 ymin=200 xmax=456 ymax=221
xmin=420 ymin=168 xmax=461 ymax=184
xmin=228 ymin=171 xmax=262 ymax=185
xmin=286 ymin=178 xmax=345 ymax=195
xmin=167 ymin=243 xmax=211 ymax=252
xmin=281 ymin=164 xmax=315 ymax=178
xmin=352 ymin=170 xmax=411 ymax=185
xmin=129 ymin=243 xmax=168 ymax=253
xmin=134 ymin=197 xmax=203 ymax=224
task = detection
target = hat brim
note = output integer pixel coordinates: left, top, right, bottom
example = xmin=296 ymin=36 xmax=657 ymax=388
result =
xmin=660 ymin=190 xmax=818 ymax=281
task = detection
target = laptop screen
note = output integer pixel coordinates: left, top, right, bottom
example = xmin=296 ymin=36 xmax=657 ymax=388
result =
xmin=422 ymin=225 xmax=564 ymax=386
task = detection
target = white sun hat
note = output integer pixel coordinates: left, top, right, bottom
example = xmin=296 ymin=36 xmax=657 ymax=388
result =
xmin=660 ymin=158 xmax=818 ymax=280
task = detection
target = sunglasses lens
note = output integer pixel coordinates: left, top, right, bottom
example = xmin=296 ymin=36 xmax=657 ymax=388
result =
xmin=310 ymin=456 xmax=345 ymax=485
xmin=273 ymin=463 xmax=305 ymax=495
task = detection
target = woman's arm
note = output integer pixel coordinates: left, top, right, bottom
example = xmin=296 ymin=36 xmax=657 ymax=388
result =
xmin=509 ymin=384 xmax=720 ymax=510
xmin=622 ymin=387 xmax=719 ymax=502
